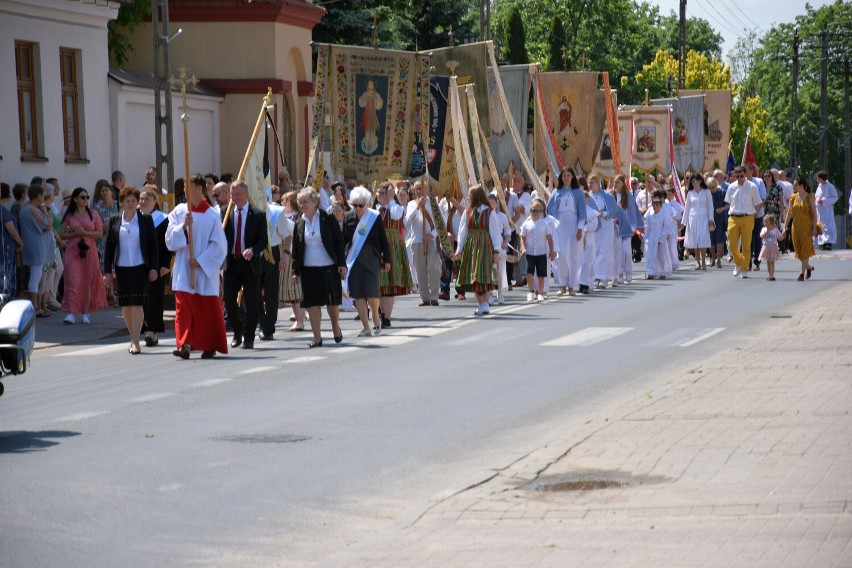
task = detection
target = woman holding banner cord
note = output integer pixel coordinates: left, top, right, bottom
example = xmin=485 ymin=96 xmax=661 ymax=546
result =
xmin=343 ymin=186 xmax=390 ymax=337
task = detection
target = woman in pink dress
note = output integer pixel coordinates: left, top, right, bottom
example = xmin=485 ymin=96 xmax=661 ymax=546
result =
xmin=60 ymin=187 xmax=107 ymax=324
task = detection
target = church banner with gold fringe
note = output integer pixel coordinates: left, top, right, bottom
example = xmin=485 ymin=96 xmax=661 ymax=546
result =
xmin=680 ymin=89 xmax=732 ymax=172
xmin=591 ymin=110 xmax=635 ymax=179
xmin=623 ymin=105 xmax=670 ymax=173
xmin=325 ymin=44 xmax=428 ymax=181
xmin=430 ymin=42 xmax=490 ymax=136
xmin=534 ymin=71 xmax=606 ymax=175
xmin=486 ymin=64 xmax=529 ymax=175
xmin=652 ymin=95 xmax=705 ymax=174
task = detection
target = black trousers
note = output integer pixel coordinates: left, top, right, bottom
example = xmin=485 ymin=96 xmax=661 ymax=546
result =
xmin=751 ymin=216 xmax=765 ymax=267
xmin=223 ymin=256 xmax=260 ymax=341
xmin=258 ymin=247 xmax=281 ymax=336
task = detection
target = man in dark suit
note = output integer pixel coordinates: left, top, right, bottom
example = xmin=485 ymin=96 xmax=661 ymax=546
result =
xmin=222 ymin=180 xmax=268 ymax=349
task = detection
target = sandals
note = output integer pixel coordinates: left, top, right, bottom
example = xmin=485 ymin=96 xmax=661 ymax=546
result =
xmin=288 ymin=324 xmax=304 ymax=332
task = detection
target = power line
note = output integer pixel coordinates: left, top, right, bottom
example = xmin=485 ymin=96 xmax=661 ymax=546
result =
xmin=714 ymin=0 xmax=764 ymax=35
xmin=692 ymin=0 xmax=748 ymax=42
xmin=722 ymin=0 xmax=765 ymax=33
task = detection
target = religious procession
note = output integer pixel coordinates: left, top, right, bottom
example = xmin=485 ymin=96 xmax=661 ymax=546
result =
xmin=3 ymin=37 xmax=845 ymax=363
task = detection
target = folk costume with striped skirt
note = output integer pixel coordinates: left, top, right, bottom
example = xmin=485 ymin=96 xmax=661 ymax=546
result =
xmin=377 ymin=204 xmax=413 ymax=296
xmin=455 ymin=205 xmax=502 ymax=294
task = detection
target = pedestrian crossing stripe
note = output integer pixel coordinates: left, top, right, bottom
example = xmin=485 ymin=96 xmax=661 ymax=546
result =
xmin=541 ymin=327 xmax=634 ymax=347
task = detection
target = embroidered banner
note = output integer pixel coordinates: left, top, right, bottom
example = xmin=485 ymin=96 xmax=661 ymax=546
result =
xmin=534 ymin=71 xmax=605 ymax=175
xmin=409 ymin=54 xmax=431 ymax=178
xmin=430 ymin=42 xmax=490 ymax=136
xmin=622 ymin=105 xmax=670 ymax=173
xmin=427 ymin=76 xmax=457 ymax=197
xmin=652 ymin=94 xmax=705 ymax=174
xmin=306 ymin=45 xmax=330 ymax=183
xmin=680 ymin=89 xmax=731 ymax=172
xmin=591 ymin=110 xmax=635 ymax=179
xmin=326 ymin=44 xmax=425 ymax=181
xmin=486 ymin=64 xmax=529 ymax=175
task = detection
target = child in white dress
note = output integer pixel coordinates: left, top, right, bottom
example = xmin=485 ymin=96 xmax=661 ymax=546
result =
xmin=759 ymin=214 xmax=781 ymax=281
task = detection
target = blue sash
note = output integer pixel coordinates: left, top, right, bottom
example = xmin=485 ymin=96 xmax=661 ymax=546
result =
xmin=266 ymin=203 xmax=284 ymax=238
xmin=344 ymin=209 xmax=379 ymax=290
xmin=150 ymin=209 xmax=167 ymax=229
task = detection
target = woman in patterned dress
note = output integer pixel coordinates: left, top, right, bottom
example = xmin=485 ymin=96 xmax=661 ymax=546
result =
xmin=781 ymin=176 xmax=817 ymax=281
xmin=454 ymin=185 xmax=503 ymax=316
xmin=278 ymin=190 xmax=304 ymax=331
xmin=60 ymin=187 xmax=107 ymax=324
xmin=373 ymin=181 xmax=412 ymax=328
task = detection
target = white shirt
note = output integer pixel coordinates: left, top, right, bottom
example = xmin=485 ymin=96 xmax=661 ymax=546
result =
xmin=302 ymin=212 xmax=334 ymax=267
xmin=519 ymin=216 xmax=552 ymax=256
xmin=515 ymin=191 xmax=532 ymax=226
xmin=724 ymin=179 xmax=762 ymax=215
xmin=404 ymin=198 xmax=440 ymax=243
xmin=455 ymin=205 xmax=503 ymax=254
xmin=117 ymin=212 xmax=143 ymax=267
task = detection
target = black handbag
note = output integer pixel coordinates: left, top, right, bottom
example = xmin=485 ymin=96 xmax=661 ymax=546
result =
xmin=77 ymin=238 xmax=90 ymax=259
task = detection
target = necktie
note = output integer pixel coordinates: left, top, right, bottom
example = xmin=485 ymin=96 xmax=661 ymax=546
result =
xmin=235 ymin=207 xmax=243 ymax=258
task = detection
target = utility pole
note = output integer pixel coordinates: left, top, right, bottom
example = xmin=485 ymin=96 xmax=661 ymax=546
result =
xmin=678 ymin=0 xmax=686 ymax=90
xmin=820 ymin=27 xmax=829 ymax=171
xmin=152 ymin=0 xmax=175 ymax=197
xmin=844 ymin=58 xmax=850 ymax=249
xmin=791 ymin=29 xmax=799 ymax=171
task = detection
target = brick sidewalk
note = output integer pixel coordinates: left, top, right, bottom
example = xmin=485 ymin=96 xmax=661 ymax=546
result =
xmin=320 ymin=279 xmax=852 ymax=567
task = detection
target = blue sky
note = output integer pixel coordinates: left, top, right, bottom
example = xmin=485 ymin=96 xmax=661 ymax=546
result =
xmin=650 ymin=0 xmax=833 ymax=62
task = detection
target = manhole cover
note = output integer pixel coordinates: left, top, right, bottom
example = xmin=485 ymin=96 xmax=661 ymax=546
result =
xmin=525 ymin=470 xmax=667 ymax=492
xmin=211 ymin=434 xmax=311 ymax=444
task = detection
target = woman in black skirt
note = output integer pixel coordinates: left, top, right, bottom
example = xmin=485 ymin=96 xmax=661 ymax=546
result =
xmin=291 ymin=187 xmax=346 ymax=348
xmin=343 ymin=186 xmax=390 ymax=337
xmin=103 ymin=186 xmax=158 ymax=354
xmin=138 ymin=187 xmax=172 ymax=346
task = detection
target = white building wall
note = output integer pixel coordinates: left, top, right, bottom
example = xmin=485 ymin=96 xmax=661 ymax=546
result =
xmin=0 ymin=0 xmax=117 ymax=189
xmin=109 ymin=82 xmax=222 ymax=189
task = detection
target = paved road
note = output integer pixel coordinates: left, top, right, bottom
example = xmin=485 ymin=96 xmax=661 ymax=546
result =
xmin=1 ymin=254 xmax=849 ymax=567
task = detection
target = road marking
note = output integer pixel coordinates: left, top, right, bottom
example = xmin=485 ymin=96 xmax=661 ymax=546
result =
xmin=284 ymin=356 xmax=326 ymax=364
xmin=542 ymin=327 xmax=634 ymax=347
xmin=450 ymin=326 xmax=511 ymax=346
xmin=53 ymin=344 xmax=127 ymax=357
xmin=193 ymin=378 xmax=233 ymax=388
xmin=238 ymin=366 xmax=279 ymax=375
xmin=678 ymin=327 xmax=726 ymax=347
xmin=132 ymin=393 xmax=175 ymax=403
xmin=54 ymin=411 xmax=110 ymax=422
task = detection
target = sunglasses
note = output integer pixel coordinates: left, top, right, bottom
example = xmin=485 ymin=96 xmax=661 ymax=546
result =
xmin=530 ymin=208 xmax=543 ymax=213
xmin=78 ymin=195 xmax=89 ymax=200
xmin=352 ymin=203 xmax=366 ymax=209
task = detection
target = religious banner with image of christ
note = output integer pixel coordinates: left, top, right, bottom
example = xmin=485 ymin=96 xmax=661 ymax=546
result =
xmin=327 ymin=44 xmax=427 ymax=181
xmin=534 ymin=71 xmax=604 ymax=175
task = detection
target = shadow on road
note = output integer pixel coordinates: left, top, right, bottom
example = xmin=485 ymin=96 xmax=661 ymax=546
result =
xmin=0 ymin=430 xmax=80 ymax=454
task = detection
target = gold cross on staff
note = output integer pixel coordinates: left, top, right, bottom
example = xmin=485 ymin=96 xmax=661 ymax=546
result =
xmin=578 ymin=52 xmax=588 ymax=71
xmin=169 ymin=65 xmax=198 ymax=123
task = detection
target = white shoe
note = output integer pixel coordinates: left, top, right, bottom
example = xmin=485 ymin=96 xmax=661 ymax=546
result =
xmin=740 ymin=273 xmax=748 ymax=279
xmin=63 ymin=314 xmax=76 ymax=325
xmin=526 ymin=292 xmax=535 ymax=303
xmin=610 ymin=279 xmax=618 ymax=287
xmin=626 ymin=276 xmax=632 ymax=284
xmin=537 ymin=293 xmax=545 ymax=302
xmin=473 ymin=307 xmax=482 ymax=316
xmin=81 ymin=314 xmax=91 ymax=324
xmin=479 ymin=307 xmax=490 ymax=316
xmin=488 ymin=296 xmax=495 ymax=305
xmin=497 ymin=292 xmax=505 ymax=305
xmin=372 ymin=326 xmax=382 ymax=336
xmin=733 ymin=267 xmax=740 ymax=277
xmin=568 ymin=289 xmax=577 ymax=297
xmin=356 ymin=328 xmax=372 ymax=337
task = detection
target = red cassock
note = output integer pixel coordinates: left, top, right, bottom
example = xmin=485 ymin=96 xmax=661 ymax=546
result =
xmin=174 ymin=292 xmax=228 ymax=354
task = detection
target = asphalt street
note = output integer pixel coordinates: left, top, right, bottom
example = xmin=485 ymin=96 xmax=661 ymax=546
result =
xmin=1 ymin=254 xmax=849 ymax=567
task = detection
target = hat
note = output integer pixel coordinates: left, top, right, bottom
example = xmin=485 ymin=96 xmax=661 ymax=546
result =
xmin=61 ymin=187 xmax=74 ymax=199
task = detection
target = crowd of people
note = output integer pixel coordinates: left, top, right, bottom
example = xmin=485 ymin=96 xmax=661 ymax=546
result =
xmin=0 ymin=162 xmax=845 ymax=359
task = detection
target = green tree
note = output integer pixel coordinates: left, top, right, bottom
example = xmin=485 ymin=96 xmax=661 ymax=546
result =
xmin=504 ymin=6 xmax=529 ymax=64
xmin=546 ymin=17 xmax=566 ymax=71
xmin=736 ymin=0 xmax=851 ymax=196
xmin=659 ymin=13 xmax=723 ymax=60
xmin=108 ymin=0 xmax=151 ymax=68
